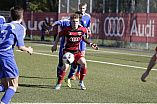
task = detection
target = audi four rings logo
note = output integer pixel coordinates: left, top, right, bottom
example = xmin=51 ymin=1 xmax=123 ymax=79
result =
xmin=104 ymin=17 xmax=125 ymax=37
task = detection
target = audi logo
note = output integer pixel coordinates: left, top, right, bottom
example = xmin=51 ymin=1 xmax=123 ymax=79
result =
xmin=104 ymin=17 xmax=125 ymax=37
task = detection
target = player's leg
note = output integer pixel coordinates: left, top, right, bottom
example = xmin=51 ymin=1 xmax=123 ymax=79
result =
xmin=1 ymin=77 xmax=18 ymax=104
xmin=0 ymin=64 xmax=5 ymax=92
xmin=55 ymin=63 xmax=69 ymax=90
xmin=57 ymin=56 xmax=63 ymax=77
xmin=65 ymin=63 xmax=77 ymax=87
xmin=56 ymin=38 xmax=64 ymax=78
xmin=76 ymin=40 xmax=86 ymax=79
xmin=77 ymin=55 xmax=87 ymax=90
xmin=0 ymin=58 xmax=19 ymax=103
xmin=41 ymin=30 xmax=45 ymax=41
xmin=67 ymin=63 xmax=76 ymax=81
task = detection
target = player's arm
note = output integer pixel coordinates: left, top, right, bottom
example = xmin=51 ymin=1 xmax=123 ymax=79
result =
xmin=51 ymin=33 xmax=60 ymax=52
xmin=82 ymin=35 xmax=99 ymax=50
xmin=51 ymin=22 xmax=57 ymax=27
xmin=18 ymin=46 xmax=33 ymax=55
xmin=86 ymin=27 xmax=91 ymax=38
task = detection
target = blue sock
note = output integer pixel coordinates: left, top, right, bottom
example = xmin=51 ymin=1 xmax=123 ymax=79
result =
xmin=0 ymin=85 xmax=5 ymax=92
xmin=77 ymin=64 xmax=81 ymax=73
xmin=1 ymin=86 xmax=16 ymax=104
xmin=68 ymin=64 xmax=77 ymax=78
xmin=79 ymin=80 xmax=83 ymax=83
xmin=57 ymin=65 xmax=62 ymax=77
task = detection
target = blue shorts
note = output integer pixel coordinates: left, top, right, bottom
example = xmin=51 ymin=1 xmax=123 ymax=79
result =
xmin=0 ymin=57 xmax=19 ymax=79
xmin=79 ymin=39 xmax=86 ymax=51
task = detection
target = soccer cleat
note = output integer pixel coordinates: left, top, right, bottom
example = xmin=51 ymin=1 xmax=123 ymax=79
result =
xmin=54 ymin=84 xmax=61 ymax=90
xmin=78 ymin=82 xmax=86 ymax=90
xmin=65 ymin=78 xmax=71 ymax=87
xmin=75 ymin=72 xmax=80 ymax=79
xmin=71 ymin=75 xmax=76 ymax=80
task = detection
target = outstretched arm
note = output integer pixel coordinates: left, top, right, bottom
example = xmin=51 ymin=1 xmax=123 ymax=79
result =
xmin=141 ymin=52 xmax=157 ymax=82
xmin=18 ymin=46 xmax=33 ymax=55
xmin=51 ymin=22 xmax=57 ymax=27
xmin=82 ymin=36 xmax=99 ymax=50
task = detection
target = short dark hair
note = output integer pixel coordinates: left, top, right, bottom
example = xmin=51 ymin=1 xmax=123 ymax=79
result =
xmin=75 ymin=11 xmax=83 ymax=15
xmin=75 ymin=11 xmax=83 ymax=20
xmin=70 ymin=14 xmax=80 ymax=20
xmin=10 ymin=6 xmax=24 ymax=21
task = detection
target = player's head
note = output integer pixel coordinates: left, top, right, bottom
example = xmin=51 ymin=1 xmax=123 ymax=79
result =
xmin=79 ymin=3 xmax=87 ymax=14
xmin=10 ymin=6 xmax=24 ymax=21
xmin=70 ymin=14 xmax=80 ymax=29
xmin=75 ymin=11 xmax=83 ymax=20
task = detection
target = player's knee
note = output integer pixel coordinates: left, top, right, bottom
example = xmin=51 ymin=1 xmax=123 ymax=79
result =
xmin=81 ymin=63 xmax=86 ymax=68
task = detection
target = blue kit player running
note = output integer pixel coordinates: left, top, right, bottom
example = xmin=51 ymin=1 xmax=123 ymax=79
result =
xmin=51 ymin=19 xmax=71 ymax=78
xmin=0 ymin=7 xmax=33 ymax=104
xmin=66 ymin=3 xmax=91 ymax=83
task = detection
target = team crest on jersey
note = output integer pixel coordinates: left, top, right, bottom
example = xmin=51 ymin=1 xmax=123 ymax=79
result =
xmin=84 ymin=21 xmax=86 ymax=24
xmin=69 ymin=32 xmax=72 ymax=35
xmin=78 ymin=32 xmax=82 ymax=35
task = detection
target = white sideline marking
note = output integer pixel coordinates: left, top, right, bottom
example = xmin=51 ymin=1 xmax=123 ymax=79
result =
xmin=16 ymin=50 xmax=157 ymax=71
xmin=29 ymin=43 xmax=153 ymax=58
xmin=86 ymin=49 xmax=152 ymax=57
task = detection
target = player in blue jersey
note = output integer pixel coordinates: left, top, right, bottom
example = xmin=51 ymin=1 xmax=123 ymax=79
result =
xmin=51 ymin=19 xmax=72 ymax=79
xmin=0 ymin=16 xmax=6 ymax=26
xmin=0 ymin=7 xmax=33 ymax=104
xmin=65 ymin=3 xmax=91 ymax=86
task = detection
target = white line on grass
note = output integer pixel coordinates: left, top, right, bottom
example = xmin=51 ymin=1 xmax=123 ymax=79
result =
xmin=86 ymin=49 xmax=153 ymax=57
xmin=16 ymin=50 xmax=157 ymax=71
xmin=29 ymin=43 xmax=153 ymax=58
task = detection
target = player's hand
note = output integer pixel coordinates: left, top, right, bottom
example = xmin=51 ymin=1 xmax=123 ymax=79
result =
xmin=51 ymin=46 xmax=57 ymax=52
xmin=141 ymin=72 xmax=149 ymax=82
xmin=28 ymin=46 xmax=33 ymax=55
xmin=91 ymin=44 xmax=99 ymax=50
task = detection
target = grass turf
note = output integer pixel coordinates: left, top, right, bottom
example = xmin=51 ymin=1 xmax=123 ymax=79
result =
xmin=2 ymin=41 xmax=157 ymax=103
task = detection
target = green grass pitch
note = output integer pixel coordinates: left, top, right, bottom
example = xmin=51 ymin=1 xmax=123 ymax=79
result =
xmin=2 ymin=41 xmax=157 ymax=103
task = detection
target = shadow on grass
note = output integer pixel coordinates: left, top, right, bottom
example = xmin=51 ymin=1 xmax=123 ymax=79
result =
xmin=18 ymin=84 xmax=53 ymax=89
xmin=19 ymin=75 xmax=55 ymax=79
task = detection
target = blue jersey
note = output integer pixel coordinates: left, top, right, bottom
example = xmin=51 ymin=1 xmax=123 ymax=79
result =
xmin=55 ymin=19 xmax=71 ymax=56
xmin=80 ymin=13 xmax=91 ymax=28
xmin=55 ymin=19 xmax=71 ymax=31
xmin=0 ymin=16 xmax=6 ymax=28
xmin=0 ymin=16 xmax=6 ymax=25
xmin=79 ymin=13 xmax=91 ymax=51
xmin=0 ymin=21 xmax=26 ymax=58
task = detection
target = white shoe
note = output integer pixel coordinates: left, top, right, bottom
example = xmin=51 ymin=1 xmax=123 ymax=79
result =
xmin=78 ymin=82 xmax=86 ymax=90
xmin=54 ymin=84 xmax=61 ymax=90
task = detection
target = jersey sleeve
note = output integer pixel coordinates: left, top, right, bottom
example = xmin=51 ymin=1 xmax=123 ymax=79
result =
xmin=87 ymin=16 xmax=91 ymax=27
xmin=82 ymin=27 xmax=87 ymax=37
xmin=13 ymin=25 xmax=26 ymax=47
xmin=55 ymin=20 xmax=63 ymax=26
xmin=59 ymin=28 xmax=67 ymax=37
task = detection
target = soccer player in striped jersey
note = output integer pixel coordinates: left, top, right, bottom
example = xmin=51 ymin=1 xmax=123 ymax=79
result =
xmin=51 ymin=14 xmax=98 ymax=90
xmin=51 ymin=11 xmax=83 ymax=81
xmin=0 ymin=7 xmax=33 ymax=104
xmin=67 ymin=3 xmax=91 ymax=80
